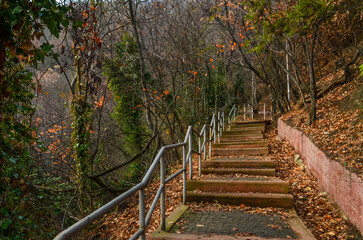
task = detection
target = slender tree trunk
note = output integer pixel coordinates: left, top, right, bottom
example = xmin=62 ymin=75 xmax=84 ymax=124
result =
xmin=128 ymin=0 xmax=154 ymax=131
xmin=304 ymin=37 xmax=317 ymax=124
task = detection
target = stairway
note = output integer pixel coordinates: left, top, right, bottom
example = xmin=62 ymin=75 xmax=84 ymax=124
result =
xmin=186 ymin=119 xmax=293 ymax=208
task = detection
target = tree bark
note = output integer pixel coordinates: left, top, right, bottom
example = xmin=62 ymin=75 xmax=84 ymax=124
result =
xmin=127 ymin=0 xmax=154 ymax=131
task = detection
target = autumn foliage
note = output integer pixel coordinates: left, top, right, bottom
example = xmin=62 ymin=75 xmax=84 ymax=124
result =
xmin=0 ymin=0 xmax=362 ymax=239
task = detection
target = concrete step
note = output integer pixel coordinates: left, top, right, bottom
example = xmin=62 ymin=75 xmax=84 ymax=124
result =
xmin=187 ymin=179 xmax=290 ymax=194
xmin=201 ymin=167 xmax=275 ymax=176
xmin=213 ymin=147 xmax=268 ymax=156
xmin=186 ymin=191 xmax=293 ymax=208
xmin=235 ymin=120 xmax=270 ymax=125
xmin=203 ymin=160 xmax=274 ymax=168
xmin=211 ymin=157 xmax=261 ymax=161
xmin=213 ymin=141 xmax=267 ymax=149
xmin=223 ymin=130 xmax=263 ymax=136
xmin=220 ymin=135 xmax=264 ymax=141
xmin=230 ymin=125 xmax=266 ymax=132
xmin=232 ymin=123 xmax=265 ymax=128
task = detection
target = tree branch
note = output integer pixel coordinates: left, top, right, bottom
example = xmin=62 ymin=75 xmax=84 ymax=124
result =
xmin=89 ymin=131 xmax=158 ymax=179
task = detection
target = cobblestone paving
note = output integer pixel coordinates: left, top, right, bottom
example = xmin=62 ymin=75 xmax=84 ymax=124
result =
xmin=170 ymin=211 xmax=296 ymax=238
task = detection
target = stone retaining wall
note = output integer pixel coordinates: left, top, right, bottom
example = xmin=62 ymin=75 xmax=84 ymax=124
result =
xmin=278 ymin=118 xmax=363 ymax=233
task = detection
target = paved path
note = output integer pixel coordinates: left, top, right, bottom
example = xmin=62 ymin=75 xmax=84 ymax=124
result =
xmin=170 ymin=211 xmax=295 ymax=238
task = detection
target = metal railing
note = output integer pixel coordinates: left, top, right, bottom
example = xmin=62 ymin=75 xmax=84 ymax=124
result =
xmin=243 ymin=103 xmax=268 ymax=120
xmin=54 ymin=105 xmax=238 ymax=240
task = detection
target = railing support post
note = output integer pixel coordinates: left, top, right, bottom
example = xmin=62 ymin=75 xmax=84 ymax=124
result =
xmin=189 ymin=133 xmax=192 ymax=180
xmin=222 ymin=113 xmax=225 ymax=131
xmin=203 ymin=127 xmax=207 ymax=160
xmin=248 ymin=104 xmax=250 ymax=119
xmin=228 ymin=116 xmax=231 ymax=131
xmin=217 ymin=112 xmax=220 ymax=143
xmin=264 ymin=103 xmax=266 ymax=120
xmin=139 ymin=189 xmax=146 ymax=240
xmin=220 ymin=113 xmax=223 ymax=138
xmin=198 ymin=136 xmax=201 ymax=176
xmin=182 ymin=145 xmax=187 ymax=205
xmin=244 ymin=104 xmax=246 ymax=121
xmin=209 ymin=126 xmax=212 ymax=158
xmin=160 ymin=154 xmax=165 ymax=231
xmin=213 ymin=116 xmax=216 ymax=143
xmin=233 ymin=107 xmax=236 ymax=123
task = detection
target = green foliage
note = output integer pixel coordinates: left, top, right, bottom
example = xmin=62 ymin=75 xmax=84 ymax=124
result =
xmin=210 ymin=65 xmax=229 ymax=109
xmin=0 ymin=0 xmax=69 ymax=238
xmin=104 ymin=33 xmax=147 ymax=181
xmin=0 ymin=65 xmax=37 ymax=239
xmin=246 ymin=0 xmax=334 ymax=47
xmin=286 ymin=0 xmax=332 ymax=36
xmin=0 ymin=0 xmax=69 ymax=65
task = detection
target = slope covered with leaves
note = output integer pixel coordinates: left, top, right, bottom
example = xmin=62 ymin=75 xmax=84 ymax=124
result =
xmin=281 ymin=72 xmax=363 ymax=178
xmin=267 ymin=126 xmax=362 ymax=240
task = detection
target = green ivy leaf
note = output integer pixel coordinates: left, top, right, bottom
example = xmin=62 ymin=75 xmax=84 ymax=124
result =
xmin=12 ymin=6 xmax=23 ymax=14
xmin=1 ymin=219 xmax=12 ymax=230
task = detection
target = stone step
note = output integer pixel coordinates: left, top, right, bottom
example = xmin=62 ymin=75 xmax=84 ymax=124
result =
xmin=213 ymin=147 xmax=268 ymax=156
xmin=211 ymin=157 xmax=261 ymax=161
xmin=203 ymin=160 xmax=274 ymax=168
xmin=223 ymin=130 xmax=263 ymax=136
xmin=213 ymin=141 xmax=267 ymax=149
xmin=232 ymin=123 xmax=265 ymax=128
xmin=230 ymin=125 xmax=266 ymax=132
xmin=187 ymin=179 xmax=290 ymax=194
xmin=186 ymin=191 xmax=293 ymax=208
xmin=235 ymin=120 xmax=270 ymax=125
xmin=220 ymin=135 xmax=264 ymax=141
xmin=201 ymin=167 xmax=275 ymax=176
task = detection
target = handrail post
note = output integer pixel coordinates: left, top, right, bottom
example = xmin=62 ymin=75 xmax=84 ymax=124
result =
xmin=264 ymin=103 xmax=266 ymax=120
xmin=203 ymin=127 xmax=207 ymax=160
xmin=182 ymin=145 xmax=187 ymax=204
xmin=139 ymin=189 xmax=146 ymax=240
xmin=243 ymin=104 xmax=246 ymax=121
xmin=222 ymin=113 xmax=225 ymax=131
xmin=160 ymin=153 xmax=166 ymax=231
xmin=217 ymin=112 xmax=220 ymax=143
xmin=213 ymin=116 xmax=216 ymax=143
xmin=248 ymin=104 xmax=250 ymax=119
xmin=189 ymin=133 xmax=192 ymax=180
xmin=209 ymin=126 xmax=212 ymax=158
xmin=198 ymin=136 xmax=201 ymax=177
xmin=220 ymin=113 xmax=223 ymax=137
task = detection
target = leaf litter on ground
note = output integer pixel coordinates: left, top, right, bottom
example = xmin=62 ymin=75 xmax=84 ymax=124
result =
xmin=267 ymin=124 xmax=362 ymax=240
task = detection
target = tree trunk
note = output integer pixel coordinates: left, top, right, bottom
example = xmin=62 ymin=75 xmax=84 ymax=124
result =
xmin=128 ymin=0 xmax=154 ymax=131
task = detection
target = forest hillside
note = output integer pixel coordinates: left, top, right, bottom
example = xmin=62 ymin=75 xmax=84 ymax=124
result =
xmin=0 ymin=0 xmax=362 ymax=239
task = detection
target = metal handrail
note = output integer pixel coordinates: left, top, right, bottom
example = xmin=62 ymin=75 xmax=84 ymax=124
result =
xmin=54 ymin=105 xmax=237 ymax=240
xmin=242 ymin=103 xmax=268 ymax=120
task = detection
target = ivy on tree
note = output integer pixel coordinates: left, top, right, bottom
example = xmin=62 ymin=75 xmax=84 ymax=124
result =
xmin=104 ymin=33 xmax=147 ymax=183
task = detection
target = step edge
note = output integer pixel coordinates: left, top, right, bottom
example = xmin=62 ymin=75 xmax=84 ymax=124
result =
xmin=186 ymin=191 xmax=293 ymax=198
